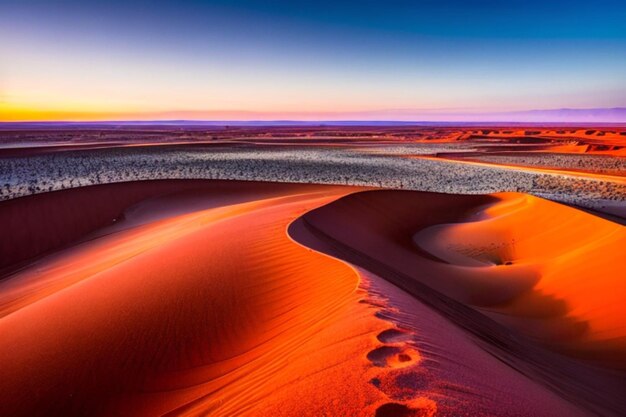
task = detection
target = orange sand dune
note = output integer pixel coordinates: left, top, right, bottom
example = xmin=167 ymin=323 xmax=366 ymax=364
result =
xmin=415 ymin=193 xmax=626 ymax=353
xmin=301 ymin=190 xmax=626 ymax=362
xmin=0 ymin=182 xmax=397 ymax=416
xmin=298 ymin=190 xmax=626 ymax=415
xmin=541 ymin=143 xmax=589 ymax=153
xmin=0 ymin=182 xmax=624 ymax=416
xmin=0 ymin=180 xmax=319 ymax=272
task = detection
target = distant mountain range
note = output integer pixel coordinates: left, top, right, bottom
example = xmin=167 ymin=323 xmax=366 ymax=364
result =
xmin=468 ymin=107 xmax=626 ymax=123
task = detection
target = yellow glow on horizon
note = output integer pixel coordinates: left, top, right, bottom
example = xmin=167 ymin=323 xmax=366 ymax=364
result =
xmin=0 ymin=103 xmax=140 ymax=122
xmin=0 ymin=102 xmax=433 ymax=122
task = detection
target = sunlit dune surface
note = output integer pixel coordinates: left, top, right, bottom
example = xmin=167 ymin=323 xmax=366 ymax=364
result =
xmin=298 ymin=189 xmax=626 ymax=415
xmin=416 ymin=193 xmax=626 ymax=352
xmin=301 ymin=190 xmax=626 ymax=362
xmin=0 ymin=181 xmax=624 ymax=416
xmin=0 ymin=180 xmax=301 ymax=272
xmin=0 ymin=182 xmax=396 ymax=416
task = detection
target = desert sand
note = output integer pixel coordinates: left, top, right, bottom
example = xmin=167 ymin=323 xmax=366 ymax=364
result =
xmin=292 ymin=189 xmax=626 ymax=416
xmin=0 ymin=179 xmax=624 ymax=416
xmin=0 ymin=181 xmax=387 ymax=416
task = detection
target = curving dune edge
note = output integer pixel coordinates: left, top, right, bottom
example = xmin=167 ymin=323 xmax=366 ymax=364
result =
xmin=0 ymin=180 xmax=624 ymax=417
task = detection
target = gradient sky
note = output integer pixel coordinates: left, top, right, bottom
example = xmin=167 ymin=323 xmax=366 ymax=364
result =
xmin=1 ymin=0 xmax=626 ymax=121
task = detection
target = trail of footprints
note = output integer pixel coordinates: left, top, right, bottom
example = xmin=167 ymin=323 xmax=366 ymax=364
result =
xmin=361 ymin=296 xmax=437 ymax=417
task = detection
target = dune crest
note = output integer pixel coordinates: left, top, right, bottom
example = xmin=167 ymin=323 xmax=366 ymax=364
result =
xmin=0 ymin=183 xmax=397 ymax=416
xmin=1 ymin=181 xmax=623 ymax=416
xmin=297 ymin=189 xmax=626 ymax=415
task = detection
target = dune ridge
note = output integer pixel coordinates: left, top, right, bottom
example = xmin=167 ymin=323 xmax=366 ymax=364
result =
xmin=0 ymin=181 xmax=623 ymax=416
xmin=294 ymin=190 xmax=626 ymax=416
xmin=0 ymin=180 xmax=318 ymax=273
xmin=0 ymin=182 xmax=399 ymax=416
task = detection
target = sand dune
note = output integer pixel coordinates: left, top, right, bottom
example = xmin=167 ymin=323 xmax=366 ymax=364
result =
xmin=0 ymin=180 xmax=319 ymax=272
xmin=299 ymin=190 xmax=626 ymax=353
xmin=296 ymin=190 xmax=626 ymax=415
xmin=0 ymin=182 xmax=396 ymax=416
xmin=0 ymin=181 xmax=623 ymax=416
xmin=414 ymin=193 xmax=626 ymax=355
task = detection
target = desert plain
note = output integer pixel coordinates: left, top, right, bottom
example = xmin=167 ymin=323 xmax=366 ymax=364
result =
xmin=0 ymin=124 xmax=624 ymax=417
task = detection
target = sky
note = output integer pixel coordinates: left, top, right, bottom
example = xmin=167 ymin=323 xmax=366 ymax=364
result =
xmin=1 ymin=0 xmax=626 ymax=122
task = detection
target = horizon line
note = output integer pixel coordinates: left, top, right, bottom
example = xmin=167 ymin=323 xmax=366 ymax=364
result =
xmin=2 ymin=106 xmax=626 ymax=124
xmin=2 ymin=120 xmax=626 ymax=127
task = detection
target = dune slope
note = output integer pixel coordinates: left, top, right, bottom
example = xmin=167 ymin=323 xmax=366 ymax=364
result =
xmin=0 ymin=182 xmax=394 ymax=416
xmin=297 ymin=190 xmax=626 ymax=416
xmin=1 ymin=182 xmax=623 ymax=416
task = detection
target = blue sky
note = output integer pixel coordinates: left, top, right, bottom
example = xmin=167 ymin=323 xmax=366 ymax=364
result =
xmin=1 ymin=0 xmax=625 ymax=120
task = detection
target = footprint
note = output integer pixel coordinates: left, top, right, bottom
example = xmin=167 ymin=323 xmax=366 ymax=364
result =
xmin=377 ymin=328 xmax=412 ymax=344
xmin=370 ymin=368 xmax=431 ymax=401
xmin=374 ymin=400 xmax=436 ymax=417
xmin=364 ymin=291 xmax=435 ymax=415
xmin=375 ymin=403 xmax=415 ymax=417
xmin=367 ymin=346 xmax=420 ymax=368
